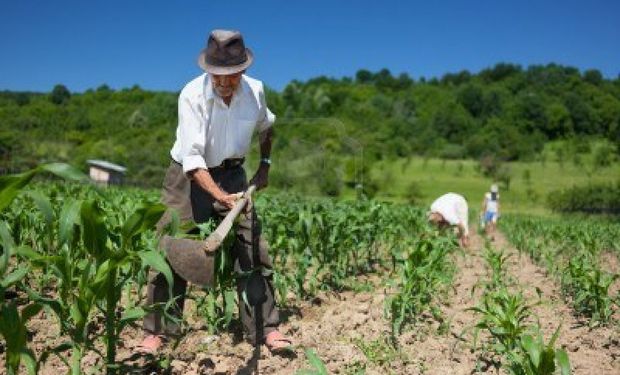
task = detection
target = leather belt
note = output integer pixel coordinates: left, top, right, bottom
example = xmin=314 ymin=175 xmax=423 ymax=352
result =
xmin=209 ymin=158 xmax=245 ymax=170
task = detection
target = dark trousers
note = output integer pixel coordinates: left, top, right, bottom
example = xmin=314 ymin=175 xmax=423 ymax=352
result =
xmin=144 ymin=161 xmax=279 ymax=342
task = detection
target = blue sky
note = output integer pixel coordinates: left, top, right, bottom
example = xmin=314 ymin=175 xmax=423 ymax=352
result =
xmin=1 ymin=0 xmax=618 ymax=92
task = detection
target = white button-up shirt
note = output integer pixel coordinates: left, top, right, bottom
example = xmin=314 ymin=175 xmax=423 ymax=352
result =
xmin=170 ymin=73 xmax=275 ymax=172
xmin=430 ymin=193 xmax=469 ymax=235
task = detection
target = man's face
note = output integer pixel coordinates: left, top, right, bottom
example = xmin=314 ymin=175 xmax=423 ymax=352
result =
xmin=211 ymin=71 xmax=243 ymax=98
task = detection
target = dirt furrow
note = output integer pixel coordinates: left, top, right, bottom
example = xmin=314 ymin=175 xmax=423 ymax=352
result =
xmin=405 ymin=233 xmax=490 ymax=374
xmin=494 ymin=233 xmax=620 ymax=375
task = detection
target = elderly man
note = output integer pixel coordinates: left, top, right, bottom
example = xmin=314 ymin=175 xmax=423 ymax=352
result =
xmin=427 ymin=192 xmax=470 ymax=248
xmin=138 ymin=30 xmax=291 ymax=353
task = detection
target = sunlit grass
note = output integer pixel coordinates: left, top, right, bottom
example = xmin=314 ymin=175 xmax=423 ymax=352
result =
xmin=368 ymin=157 xmax=619 ymax=215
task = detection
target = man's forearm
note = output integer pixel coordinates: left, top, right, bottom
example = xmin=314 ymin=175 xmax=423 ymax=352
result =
xmin=259 ymin=127 xmax=273 ymax=159
xmin=458 ymin=223 xmax=468 ymax=238
xmin=189 ymin=168 xmax=226 ymax=200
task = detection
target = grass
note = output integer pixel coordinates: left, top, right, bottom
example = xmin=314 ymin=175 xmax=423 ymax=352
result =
xmin=368 ymin=157 xmax=620 ymax=215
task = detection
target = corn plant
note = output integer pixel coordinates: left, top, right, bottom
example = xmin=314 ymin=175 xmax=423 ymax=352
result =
xmin=468 ymin=289 xmax=534 ymax=355
xmin=470 ymin=240 xmax=571 ymax=374
xmin=385 ymin=234 xmax=455 ymax=337
xmin=0 ymin=165 xmax=173 ymax=375
xmin=502 ymin=214 xmax=620 ymax=326
xmin=0 ymin=221 xmax=40 ymax=375
xmin=506 ymin=327 xmax=571 ymax=375
xmin=20 ymin=196 xmax=171 ymax=374
xmin=561 ymin=255 xmax=618 ymax=324
xmin=0 ymin=164 xmax=89 ymax=375
xmin=354 ymin=336 xmax=401 ymax=368
xmin=258 ymin=194 xmax=428 ymax=302
xmin=482 ymin=244 xmax=513 ymax=291
xmin=0 ymin=167 xmax=457 ymax=374
xmin=193 ymin=222 xmax=238 ymax=334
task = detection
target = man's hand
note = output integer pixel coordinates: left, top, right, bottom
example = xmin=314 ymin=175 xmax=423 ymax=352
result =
xmin=460 ymin=234 xmax=470 ymax=248
xmin=249 ymin=164 xmax=269 ymax=190
xmin=214 ymin=192 xmax=240 ymax=210
xmin=189 ymin=168 xmax=240 ymax=210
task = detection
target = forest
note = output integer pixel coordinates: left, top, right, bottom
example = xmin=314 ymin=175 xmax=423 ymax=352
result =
xmin=1 ymin=63 xmax=618 ymax=190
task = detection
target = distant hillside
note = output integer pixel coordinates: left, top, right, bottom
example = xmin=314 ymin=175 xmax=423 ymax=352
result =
xmin=0 ymin=63 xmax=618 ymax=188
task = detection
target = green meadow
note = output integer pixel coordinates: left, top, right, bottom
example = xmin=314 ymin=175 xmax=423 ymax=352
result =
xmin=369 ymin=156 xmax=619 ymax=215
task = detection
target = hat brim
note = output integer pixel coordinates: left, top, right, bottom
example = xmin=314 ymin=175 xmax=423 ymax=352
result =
xmin=197 ymin=48 xmax=253 ymax=74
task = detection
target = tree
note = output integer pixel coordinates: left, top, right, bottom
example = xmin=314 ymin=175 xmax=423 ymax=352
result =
xmin=583 ymin=69 xmax=603 ymax=85
xmin=50 ymin=84 xmax=71 ymax=105
xmin=457 ymin=84 xmax=484 ymax=117
xmin=396 ymin=73 xmax=414 ymax=90
xmin=564 ymin=92 xmax=597 ymax=134
xmin=355 ymin=69 xmax=373 ymax=84
xmin=441 ymin=70 xmax=471 ymax=86
xmin=479 ymin=63 xmax=522 ymax=82
xmin=545 ymin=102 xmax=573 ymax=137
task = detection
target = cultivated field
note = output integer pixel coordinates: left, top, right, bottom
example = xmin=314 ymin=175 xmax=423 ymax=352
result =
xmin=0 ymin=165 xmax=619 ymax=374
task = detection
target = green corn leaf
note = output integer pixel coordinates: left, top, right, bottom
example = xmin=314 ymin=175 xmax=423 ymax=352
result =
xmin=59 ymin=200 xmax=82 ymax=246
xmin=24 ymin=288 xmax=64 ymax=321
xmin=549 ymin=325 xmax=562 ymax=347
xmin=0 ymin=220 xmax=15 ymax=249
xmin=0 ymin=302 xmax=20 ymax=334
xmin=21 ymin=303 xmax=43 ymax=323
xmin=14 ymin=245 xmax=42 ymax=260
xmin=304 ymin=348 xmax=328 ymax=375
xmin=37 ymin=342 xmax=72 ymax=368
xmin=1 ymin=265 xmax=30 ymax=288
xmin=223 ymin=289 xmax=236 ymax=324
xmin=0 ymin=170 xmax=37 ymax=212
xmin=26 ymin=191 xmax=55 ymax=229
xmin=120 ymin=307 xmax=147 ymax=324
xmin=556 ymin=349 xmax=571 ymax=375
xmin=138 ymin=249 xmax=174 ymax=295
xmin=0 ymin=164 xmax=87 ymax=214
xmin=121 ymin=203 xmax=166 ymax=245
xmin=0 ymin=220 xmax=14 ymax=275
xmin=69 ymin=303 xmax=83 ymax=326
xmin=39 ymin=163 xmax=88 ymax=183
xmin=522 ymin=335 xmax=541 ymax=368
xmin=91 ymin=260 xmax=113 ymax=292
xmin=19 ymin=348 xmax=38 ymax=375
xmin=80 ymin=200 xmax=108 ymax=259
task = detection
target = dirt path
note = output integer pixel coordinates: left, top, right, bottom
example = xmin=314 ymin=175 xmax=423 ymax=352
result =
xmin=397 ymin=232 xmax=490 ymax=374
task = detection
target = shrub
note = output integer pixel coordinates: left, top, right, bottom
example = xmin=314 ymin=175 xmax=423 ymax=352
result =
xmin=547 ymin=182 xmax=620 ymax=215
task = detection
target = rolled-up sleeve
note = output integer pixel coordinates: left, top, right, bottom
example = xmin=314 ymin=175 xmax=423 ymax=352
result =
xmin=256 ymin=86 xmax=276 ymax=133
xmin=177 ymin=94 xmax=207 ymax=173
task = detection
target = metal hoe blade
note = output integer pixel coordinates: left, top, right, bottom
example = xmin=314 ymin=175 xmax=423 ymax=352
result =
xmin=159 ymin=185 xmax=256 ymax=287
xmin=160 ymin=235 xmax=215 ymax=287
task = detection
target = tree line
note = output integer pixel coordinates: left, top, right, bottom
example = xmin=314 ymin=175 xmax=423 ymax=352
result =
xmin=0 ymin=63 xmax=618 ymax=188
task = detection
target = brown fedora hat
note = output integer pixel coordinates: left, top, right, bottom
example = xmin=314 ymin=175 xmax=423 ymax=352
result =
xmin=197 ymin=29 xmax=253 ymax=74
